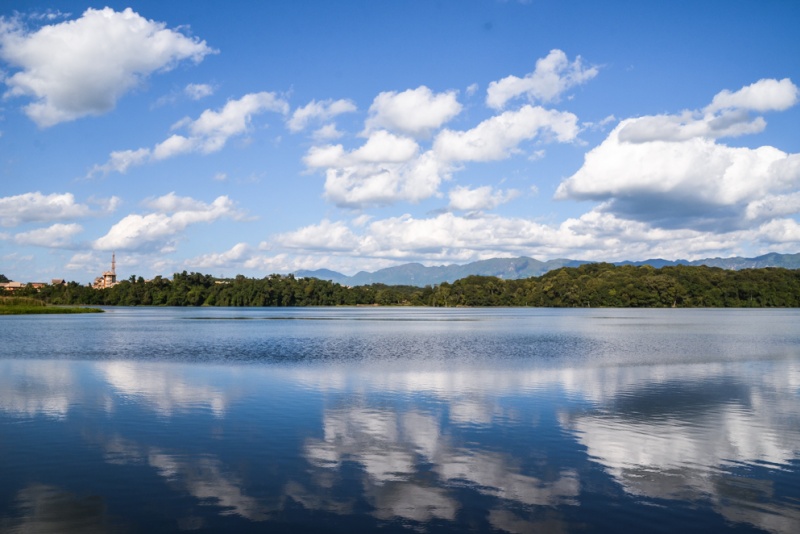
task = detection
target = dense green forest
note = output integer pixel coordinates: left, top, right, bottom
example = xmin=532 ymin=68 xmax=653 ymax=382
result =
xmin=3 ymin=263 xmax=800 ymax=307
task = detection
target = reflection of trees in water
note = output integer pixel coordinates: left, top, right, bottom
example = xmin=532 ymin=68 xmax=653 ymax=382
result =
xmin=0 ymin=484 xmax=117 ymax=533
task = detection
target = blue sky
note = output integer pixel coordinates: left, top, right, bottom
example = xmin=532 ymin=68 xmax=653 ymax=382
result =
xmin=1 ymin=1 xmax=799 ymax=283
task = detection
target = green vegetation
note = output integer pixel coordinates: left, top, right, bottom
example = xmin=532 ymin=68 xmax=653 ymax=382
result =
xmin=4 ymin=264 xmax=800 ymax=308
xmin=0 ymin=296 xmax=104 ymax=315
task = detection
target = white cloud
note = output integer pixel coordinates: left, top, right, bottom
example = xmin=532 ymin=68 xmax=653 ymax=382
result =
xmin=312 ymin=123 xmax=344 ymax=141
xmin=89 ymin=148 xmax=151 ymax=176
xmin=556 ymin=121 xmax=800 ymax=231
xmin=582 ymin=114 xmax=617 ymax=131
xmin=287 ymin=99 xmax=356 ymax=132
xmin=13 ymin=223 xmax=82 ymax=248
xmin=745 ymin=190 xmax=800 ymax=221
xmin=152 ymin=135 xmax=195 ymax=160
xmin=0 ymin=7 xmax=215 ymax=127
xmin=352 ymin=130 xmax=419 ymax=162
xmin=756 ymin=218 xmax=800 ymax=244
xmin=143 ymin=191 xmax=214 ymax=213
xmin=185 ymin=243 xmax=251 ymax=269
xmin=553 ymin=79 xmax=800 ymax=235
xmin=271 ymin=208 xmax=774 ymax=268
xmin=619 ymin=78 xmax=799 ymax=144
xmin=305 ymin=131 xmax=447 ymax=208
xmin=618 ymin=110 xmax=767 ymax=143
xmin=486 ymin=49 xmax=598 ymax=110
xmin=278 ymin=220 xmax=360 ymax=251
xmin=448 ymin=185 xmax=520 ymax=211
xmin=91 ymin=92 xmax=289 ymax=175
xmin=705 ymin=78 xmax=798 ymax=114
xmin=305 ymin=101 xmax=578 ymax=209
xmin=184 ymin=83 xmax=214 ymax=100
xmin=188 ymin=92 xmax=289 ymax=152
xmin=433 ymin=105 xmax=579 ymax=162
xmin=364 ymin=86 xmax=462 ymax=138
xmin=322 ymin=151 xmax=446 ymax=208
xmin=94 ymin=194 xmax=245 ymax=252
xmin=64 ymin=251 xmax=99 ymax=271
xmin=0 ymin=191 xmax=113 ymax=226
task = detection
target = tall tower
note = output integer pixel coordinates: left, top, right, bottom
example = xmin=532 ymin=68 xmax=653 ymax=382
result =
xmin=93 ymin=253 xmax=118 ymax=289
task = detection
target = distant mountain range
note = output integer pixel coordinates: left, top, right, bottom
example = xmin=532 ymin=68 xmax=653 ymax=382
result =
xmin=295 ymin=252 xmax=800 ymax=287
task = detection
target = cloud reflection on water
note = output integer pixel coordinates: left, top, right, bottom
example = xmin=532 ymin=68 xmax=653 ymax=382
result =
xmin=298 ymin=403 xmax=579 ymax=525
xmin=0 ymin=360 xmax=78 ymax=419
xmin=288 ymin=359 xmax=800 ymax=531
xmin=91 ymin=431 xmax=273 ymax=522
xmin=0 ymin=355 xmax=798 ymax=531
xmin=98 ymin=361 xmax=229 ymax=417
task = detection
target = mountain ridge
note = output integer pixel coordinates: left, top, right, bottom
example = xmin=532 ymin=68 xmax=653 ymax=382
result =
xmin=295 ymin=252 xmax=800 ymax=287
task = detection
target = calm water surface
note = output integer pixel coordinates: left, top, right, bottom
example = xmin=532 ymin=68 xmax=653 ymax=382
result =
xmin=1 ymin=307 xmax=799 ymax=533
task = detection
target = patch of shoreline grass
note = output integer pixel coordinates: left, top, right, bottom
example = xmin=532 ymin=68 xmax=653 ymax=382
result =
xmin=0 ymin=296 xmax=103 ymax=315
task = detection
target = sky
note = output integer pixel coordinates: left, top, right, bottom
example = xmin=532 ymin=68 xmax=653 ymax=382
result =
xmin=1 ymin=1 xmax=799 ymax=284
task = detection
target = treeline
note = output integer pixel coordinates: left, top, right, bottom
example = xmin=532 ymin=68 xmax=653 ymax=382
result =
xmin=4 ymin=263 xmax=800 ymax=307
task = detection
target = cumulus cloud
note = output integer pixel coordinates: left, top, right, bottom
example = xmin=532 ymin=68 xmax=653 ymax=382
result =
xmin=304 ymin=130 xmax=448 ymax=208
xmin=0 ymin=7 xmax=215 ymax=127
xmin=272 ymin=208 xmax=776 ymax=268
xmin=64 ymin=251 xmax=99 ymax=271
xmin=13 ymin=223 xmax=82 ymax=248
xmin=557 ymin=80 xmax=800 ymax=231
xmin=152 ymin=134 xmax=195 ymax=160
xmin=364 ymin=86 xmax=462 ymax=138
xmin=745 ymin=190 xmax=800 ymax=221
xmin=434 ymin=105 xmax=579 ymax=162
xmin=276 ymin=212 xmax=557 ymax=261
xmin=312 ymin=123 xmax=344 ymax=141
xmin=0 ymin=191 xmax=117 ymax=227
xmin=185 ymin=243 xmax=251 ymax=269
xmin=279 ymin=220 xmax=360 ymax=251
xmin=94 ymin=193 xmax=245 ymax=252
xmin=287 ymin=99 xmax=356 ymax=133
xmin=619 ymin=78 xmax=799 ymax=144
xmin=305 ymin=103 xmax=577 ymax=208
xmin=186 ymin=92 xmax=289 ymax=152
xmin=486 ymin=49 xmax=598 ymax=110
xmin=448 ymin=185 xmax=520 ymax=212
xmin=90 ymin=92 xmax=288 ymax=176
xmin=705 ymin=78 xmax=798 ymax=114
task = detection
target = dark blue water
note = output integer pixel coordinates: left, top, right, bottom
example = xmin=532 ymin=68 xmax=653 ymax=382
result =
xmin=1 ymin=308 xmax=799 ymax=532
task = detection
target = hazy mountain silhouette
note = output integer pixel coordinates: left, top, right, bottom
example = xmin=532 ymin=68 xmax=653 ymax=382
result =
xmin=296 ymin=253 xmax=800 ymax=287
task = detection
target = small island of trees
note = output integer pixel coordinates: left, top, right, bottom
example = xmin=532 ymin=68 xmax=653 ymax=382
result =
xmin=3 ymin=263 xmax=800 ymax=308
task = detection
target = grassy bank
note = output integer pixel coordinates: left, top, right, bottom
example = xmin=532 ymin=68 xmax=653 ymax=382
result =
xmin=0 ymin=297 xmax=103 ymax=315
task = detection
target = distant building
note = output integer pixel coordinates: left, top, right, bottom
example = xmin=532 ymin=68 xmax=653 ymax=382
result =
xmin=51 ymin=279 xmax=66 ymax=286
xmin=92 ymin=253 xmax=118 ymax=289
xmin=0 ymin=281 xmax=24 ymax=292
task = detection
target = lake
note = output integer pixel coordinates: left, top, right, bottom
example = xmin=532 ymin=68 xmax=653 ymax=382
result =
xmin=1 ymin=307 xmax=799 ymax=533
